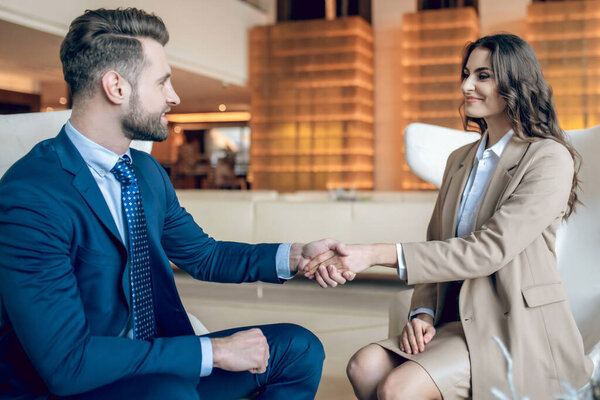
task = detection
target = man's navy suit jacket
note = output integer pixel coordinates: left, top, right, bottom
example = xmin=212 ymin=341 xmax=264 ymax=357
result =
xmin=0 ymin=128 xmax=280 ymax=398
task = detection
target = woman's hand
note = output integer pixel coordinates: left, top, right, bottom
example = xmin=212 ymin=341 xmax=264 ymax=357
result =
xmin=399 ymin=314 xmax=436 ymax=355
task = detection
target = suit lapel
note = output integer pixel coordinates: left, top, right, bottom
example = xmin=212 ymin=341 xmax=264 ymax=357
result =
xmin=54 ymin=129 xmax=124 ymax=245
xmin=440 ymin=141 xmax=480 ymax=239
xmin=474 ymin=136 xmax=531 ymax=229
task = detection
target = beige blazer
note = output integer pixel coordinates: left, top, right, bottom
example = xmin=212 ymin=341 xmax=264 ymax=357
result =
xmin=403 ymin=135 xmax=593 ymax=399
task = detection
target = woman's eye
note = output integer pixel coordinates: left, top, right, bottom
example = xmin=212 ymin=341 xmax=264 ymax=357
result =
xmin=478 ymin=73 xmax=490 ymax=80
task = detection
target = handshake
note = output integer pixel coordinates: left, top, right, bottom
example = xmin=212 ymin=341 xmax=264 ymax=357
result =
xmin=292 ymin=239 xmax=397 ymax=288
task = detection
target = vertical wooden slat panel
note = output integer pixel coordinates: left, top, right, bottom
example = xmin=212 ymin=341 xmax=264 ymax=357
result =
xmin=249 ymin=17 xmax=374 ymax=191
xmin=527 ymin=0 xmax=600 ymax=130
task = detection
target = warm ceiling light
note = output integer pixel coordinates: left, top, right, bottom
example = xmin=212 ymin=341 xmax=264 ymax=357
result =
xmin=167 ymin=112 xmax=251 ymax=123
xmin=173 ymin=126 xmax=182 ymax=133
xmin=218 ymin=104 xmax=227 ymax=112
xmin=58 ymin=97 xmax=68 ymax=105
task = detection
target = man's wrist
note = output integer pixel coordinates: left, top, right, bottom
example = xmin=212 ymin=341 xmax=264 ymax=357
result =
xmin=210 ymin=337 xmax=225 ymax=369
xmin=288 ymin=243 xmax=303 ymax=274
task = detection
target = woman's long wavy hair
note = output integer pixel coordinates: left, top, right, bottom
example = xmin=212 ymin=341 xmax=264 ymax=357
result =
xmin=460 ymin=33 xmax=581 ymax=218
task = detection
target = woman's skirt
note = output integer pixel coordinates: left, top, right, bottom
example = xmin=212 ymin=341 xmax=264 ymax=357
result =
xmin=376 ymin=321 xmax=472 ymax=399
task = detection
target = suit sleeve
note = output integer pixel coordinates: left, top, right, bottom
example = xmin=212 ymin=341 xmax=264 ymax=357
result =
xmin=0 ymin=183 xmax=203 ymax=396
xmin=403 ymin=141 xmax=573 ymax=284
xmin=149 ymin=156 xmax=281 ymax=284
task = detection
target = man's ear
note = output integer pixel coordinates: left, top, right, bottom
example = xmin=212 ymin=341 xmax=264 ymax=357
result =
xmin=101 ymin=71 xmax=131 ymax=105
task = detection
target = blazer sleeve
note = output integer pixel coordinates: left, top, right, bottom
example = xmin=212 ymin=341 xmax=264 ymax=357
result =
xmin=0 ymin=183 xmax=203 ymax=396
xmin=149 ymin=155 xmax=282 ymax=284
xmin=403 ymin=140 xmax=574 ymax=284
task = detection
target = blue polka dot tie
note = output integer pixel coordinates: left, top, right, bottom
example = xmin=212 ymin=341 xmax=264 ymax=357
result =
xmin=111 ymin=155 xmax=156 ymax=341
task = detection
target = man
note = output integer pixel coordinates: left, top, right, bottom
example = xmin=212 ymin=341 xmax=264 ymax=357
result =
xmin=0 ymin=8 xmax=352 ymax=400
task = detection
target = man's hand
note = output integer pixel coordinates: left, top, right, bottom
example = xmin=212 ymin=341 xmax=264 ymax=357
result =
xmin=399 ymin=314 xmax=436 ymax=355
xmin=211 ymin=328 xmax=269 ymax=374
xmin=289 ymin=239 xmax=356 ymax=287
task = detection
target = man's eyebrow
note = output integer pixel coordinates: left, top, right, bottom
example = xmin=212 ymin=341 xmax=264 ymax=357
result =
xmin=158 ymin=73 xmax=171 ymax=83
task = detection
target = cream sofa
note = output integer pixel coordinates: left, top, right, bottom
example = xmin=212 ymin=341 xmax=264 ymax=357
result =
xmin=177 ymin=190 xmax=435 ymax=243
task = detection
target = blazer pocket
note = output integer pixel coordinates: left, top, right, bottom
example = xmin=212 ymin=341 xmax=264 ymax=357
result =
xmin=522 ymin=282 xmax=567 ymax=308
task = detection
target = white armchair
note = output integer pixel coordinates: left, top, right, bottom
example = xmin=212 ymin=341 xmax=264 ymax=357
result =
xmin=403 ymin=122 xmax=600 ymax=391
xmin=0 ymin=110 xmax=209 ymax=336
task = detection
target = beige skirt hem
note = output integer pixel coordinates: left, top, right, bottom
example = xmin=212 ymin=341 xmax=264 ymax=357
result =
xmin=375 ymin=321 xmax=472 ymax=400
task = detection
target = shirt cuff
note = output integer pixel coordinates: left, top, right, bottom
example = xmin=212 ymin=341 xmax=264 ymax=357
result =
xmin=409 ymin=307 xmax=435 ymax=321
xmin=396 ymin=243 xmax=407 ymax=281
xmin=275 ymin=243 xmax=294 ymax=280
xmin=198 ymin=337 xmax=213 ymax=377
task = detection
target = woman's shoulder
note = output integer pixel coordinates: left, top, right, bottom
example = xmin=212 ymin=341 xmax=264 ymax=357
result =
xmin=528 ymin=137 xmax=572 ymax=162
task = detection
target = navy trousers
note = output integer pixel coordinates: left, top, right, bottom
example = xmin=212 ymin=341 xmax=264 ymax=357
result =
xmin=54 ymin=323 xmax=325 ymax=400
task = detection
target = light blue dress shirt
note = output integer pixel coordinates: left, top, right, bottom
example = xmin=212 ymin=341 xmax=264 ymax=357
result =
xmin=397 ymin=129 xmax=514 ymax=320
xmin=65 ymin=121 xmax=293 ymax=377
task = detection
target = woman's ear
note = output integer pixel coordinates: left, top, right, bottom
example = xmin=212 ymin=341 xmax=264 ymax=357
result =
xmin=100 ymin=71 xmax=131 ymax=105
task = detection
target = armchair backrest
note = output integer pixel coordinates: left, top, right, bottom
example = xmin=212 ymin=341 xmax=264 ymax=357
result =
xmin=404 ymin=122 xmax=600 ymax=353
xmin=0 ymin=110 xmax=153 ymax=179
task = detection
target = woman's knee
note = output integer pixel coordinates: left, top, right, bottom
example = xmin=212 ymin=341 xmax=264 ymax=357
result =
xmin=377 ymin=362 xmax=441 ymax=400
xmin=346 ymin=344 xmax=390 ymax=385
xmin=377 ymin=374 xmax=406 ymax=400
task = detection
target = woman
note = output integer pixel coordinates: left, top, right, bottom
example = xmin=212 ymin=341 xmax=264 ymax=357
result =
xmin=306 ymin=34 xmax=592 ymax=399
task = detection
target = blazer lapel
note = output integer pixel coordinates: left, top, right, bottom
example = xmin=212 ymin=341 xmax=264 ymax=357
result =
xmin=475 ymin=136 xmax=531 ymax=229
xmin=440 ymin=141 xmax=480 ymax=239
xmin=54 ymin=129 xmax=123 ymax=245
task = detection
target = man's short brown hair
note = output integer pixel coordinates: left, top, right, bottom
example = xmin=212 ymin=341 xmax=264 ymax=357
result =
xmin=60 ymin=8 xmax=169 ymax=102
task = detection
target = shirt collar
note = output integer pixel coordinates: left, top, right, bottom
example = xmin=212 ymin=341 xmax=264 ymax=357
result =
xmin=64 ymin=120 xmax=131 ymax=177
xmin=475 ymin=129 xmax=514 ymax=161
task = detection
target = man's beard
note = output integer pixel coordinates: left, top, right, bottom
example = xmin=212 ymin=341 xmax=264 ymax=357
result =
xmin=122 ymin=89 xmax=170 ymax=142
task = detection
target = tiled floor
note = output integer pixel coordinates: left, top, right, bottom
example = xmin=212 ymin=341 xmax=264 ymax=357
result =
xmin=175 ymin=272 xmax=412 ymax=399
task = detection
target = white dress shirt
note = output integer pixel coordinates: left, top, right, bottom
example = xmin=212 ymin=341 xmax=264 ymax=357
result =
xmin=65 ymin=121 xmax=293 ymax=377
xmin=397 ymin=129 xmax=514 ymax=320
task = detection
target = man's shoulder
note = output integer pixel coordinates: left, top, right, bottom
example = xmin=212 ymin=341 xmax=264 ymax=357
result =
xmin=1 ymin=136 xmax=63 ymax=185
xmin=130 ymin=148 xmax=169 ymax=183
xmin=0 ymin=134 xmax=79 ymax=215
xmin=130 ymin=147 xmax=157 ymax=167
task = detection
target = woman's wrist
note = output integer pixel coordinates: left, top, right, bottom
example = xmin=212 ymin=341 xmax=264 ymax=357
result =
xmin=371 ymin=244 xmax=398 ymax=268
xmin=415 ymin=313 xmax=434 ymax=324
